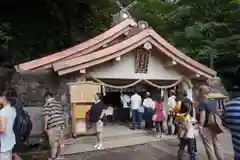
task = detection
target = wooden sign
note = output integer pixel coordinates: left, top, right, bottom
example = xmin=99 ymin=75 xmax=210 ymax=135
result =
xmin=135 ymin=48 xmax=150 ymax=73
xmin=69 ymin=82 xmax=101 ymax=103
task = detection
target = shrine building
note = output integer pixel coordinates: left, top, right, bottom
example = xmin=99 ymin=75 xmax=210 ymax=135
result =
xmin=14 ymin=9 xmax=216 ymax=136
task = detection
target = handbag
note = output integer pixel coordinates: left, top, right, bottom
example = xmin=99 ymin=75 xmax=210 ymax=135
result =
xmin=139 ymin=106 xmax=144 ymax=113
xmin=152 ymin=114 xmax=157 ymax=121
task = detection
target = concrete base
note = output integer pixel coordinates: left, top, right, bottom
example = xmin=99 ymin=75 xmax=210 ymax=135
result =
xmin=64 ymin=124 xmax=176 ymax=155
xmin=65 ymin=131 xmax=234 ymax=160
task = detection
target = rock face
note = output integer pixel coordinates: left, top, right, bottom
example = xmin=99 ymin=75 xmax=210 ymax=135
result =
xmin=1 ymin=69 xmax=84 ymax=135
xmin=9 ymin=71 xmax=64 ymax=106
xmin=209 ymin=77 xmax=228 ymax=95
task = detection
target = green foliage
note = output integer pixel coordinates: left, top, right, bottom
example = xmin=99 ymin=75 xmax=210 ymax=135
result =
xmin=0 ymin=0 xmax=115 ymax=65
xmin=136 ymin=0 xmax=240 ymax=69
xmin=0 ymin=20 xmax=12 ymax=49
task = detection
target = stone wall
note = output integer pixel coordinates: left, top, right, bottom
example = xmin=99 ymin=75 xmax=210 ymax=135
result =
xmin=0 ymin=70 xmax=84 ymax=136
xmin=9 ymin=71 xmax=63 ymax=106
xmin=0 ymin=67 xmax=13 ymax=91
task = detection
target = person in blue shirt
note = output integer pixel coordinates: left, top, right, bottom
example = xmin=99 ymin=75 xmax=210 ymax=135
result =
xmin=0 ymin=90 xmax=17 ymax=160
xmin=198 ymin=85 xmax=224 ymax=160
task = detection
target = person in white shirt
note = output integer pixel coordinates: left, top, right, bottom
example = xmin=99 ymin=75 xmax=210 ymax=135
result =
xmin=0 ymin=90 xmax=17 ymax=160
xmin=130 ymin=91 xmax=142 ymax=130
xmin=120 ymin=93 xmax=131 ymax=123
xmin=142 ymin=92 xmax=155 ymax=131
xmin=167 ymin=90 xmax=176 ymax=135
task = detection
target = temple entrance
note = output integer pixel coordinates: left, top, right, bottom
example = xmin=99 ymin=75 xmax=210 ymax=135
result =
xmin=69 ymin=78 xmax=183 ymax=138
xmin=91 ymin=78 xmax=178 ymax=126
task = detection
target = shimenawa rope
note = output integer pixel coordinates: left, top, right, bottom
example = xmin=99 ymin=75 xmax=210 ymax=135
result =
xmin=89 ymin=75 xmax=183 ymax=89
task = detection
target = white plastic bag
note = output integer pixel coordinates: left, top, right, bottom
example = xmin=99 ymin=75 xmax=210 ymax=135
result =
xmin=139 ymin=106 xmax=144 ymax=113
xmin=152 ymin=114 xmax=157 ymax=121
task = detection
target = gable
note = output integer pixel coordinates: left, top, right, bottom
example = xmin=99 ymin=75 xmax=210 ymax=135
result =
xmin=87 ymin=50 xmax=182 ymax=80
xmin=15 ymin=20 xmax=216 ymax=80
xmin=53 ymin=28 xmax=216 ymax=79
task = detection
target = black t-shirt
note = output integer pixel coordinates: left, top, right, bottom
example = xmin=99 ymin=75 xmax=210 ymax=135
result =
xmin=89 ymin=101 xmax=106 ymax=123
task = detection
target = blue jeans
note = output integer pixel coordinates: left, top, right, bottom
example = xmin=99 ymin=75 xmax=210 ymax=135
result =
xmin=132 ymin=109 xmax=142 ymax=129
xmin=178 ymin=138 xmax=196 ymax=160
xmin=144 ymin=107 xmax=153 ymax=130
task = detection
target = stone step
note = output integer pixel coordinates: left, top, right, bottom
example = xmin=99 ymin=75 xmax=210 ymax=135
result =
xmin=64 ymin=134 xmax=176 ymax=155
xmin=64 ymin=131 xmax=148 ymax=145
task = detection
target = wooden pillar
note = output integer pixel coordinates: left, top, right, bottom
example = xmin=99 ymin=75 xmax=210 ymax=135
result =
xmin=163 ymin=89 xmax=168 ymax=129
xmin=182 ymin=78 xmax=193 ymax=101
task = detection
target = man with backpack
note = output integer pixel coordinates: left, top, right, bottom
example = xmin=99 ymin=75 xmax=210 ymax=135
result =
xmin=198 ymin=85 xmax=224 ymax=160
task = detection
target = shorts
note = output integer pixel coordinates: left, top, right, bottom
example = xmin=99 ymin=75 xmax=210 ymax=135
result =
xmin=0 ymin=151 xmax=12 ymax=160
xmin=93 ymin=121 xmax=103 ymax=133
xmin=47 ymin=127 xmax=64 ymax=148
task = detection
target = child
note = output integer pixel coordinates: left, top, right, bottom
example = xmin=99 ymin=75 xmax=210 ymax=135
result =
xmin=175 ymin=100 xmax=198 ymax=160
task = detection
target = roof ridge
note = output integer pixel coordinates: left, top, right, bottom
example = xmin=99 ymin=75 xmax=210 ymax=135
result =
xmin=54 ymin=28 xmax=216 ymax=78
xmin=15 ymin=19 xmax=137 ymax=71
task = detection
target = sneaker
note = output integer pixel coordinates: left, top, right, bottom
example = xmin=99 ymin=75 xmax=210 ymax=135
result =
xmin=97 ymin=144 xmax=104 ymax=150
xmin=94 ymin=143 xmax=99 ymax=148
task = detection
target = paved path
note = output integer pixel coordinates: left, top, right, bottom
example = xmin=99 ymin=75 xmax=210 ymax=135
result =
xmin=66 ymin=144 xmax=175 ymax=160
xmin=66 ymin=132 xmax=234 ymax=160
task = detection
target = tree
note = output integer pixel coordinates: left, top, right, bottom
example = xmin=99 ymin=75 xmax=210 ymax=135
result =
xmin=0 ymin=0 xmax=239 ymax=72
xmin=0 ymin=0 xmax=115 ymax=66
xmin=136 ymin=0 xmax=240 ymax=70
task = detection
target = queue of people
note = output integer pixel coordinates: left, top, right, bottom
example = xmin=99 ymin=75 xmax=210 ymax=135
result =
xmin=120 ymin=91 xmax=165 ymax=138
xmin=0 ymin=85 xmax=237 ymax=160
xmin=118 ymin=86 xmax=227 ymax=160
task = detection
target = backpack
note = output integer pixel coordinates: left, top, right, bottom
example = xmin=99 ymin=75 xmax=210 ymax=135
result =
xmin=13 ymin=105 xmax=32 ymax=142
xmin=204 ymin=99 xmax=224 ymax=134
xmin=207 ymin=112 xmax=224 ymax=134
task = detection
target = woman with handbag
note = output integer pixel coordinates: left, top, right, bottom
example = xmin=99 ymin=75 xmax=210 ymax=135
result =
xmin=152 ymin=95 xmax=165 ymax=138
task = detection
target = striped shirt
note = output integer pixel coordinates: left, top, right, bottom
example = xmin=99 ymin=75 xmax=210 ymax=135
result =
xmin=224 ymin=98 xmax=240 ymax=159
xmin=43 ymin=98 xmax=64 ymax=129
